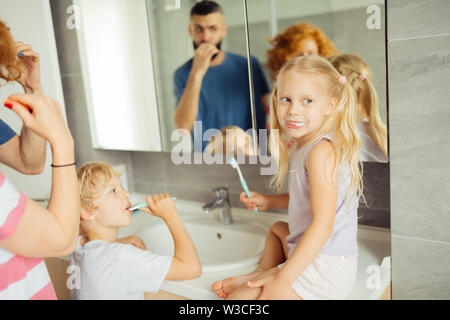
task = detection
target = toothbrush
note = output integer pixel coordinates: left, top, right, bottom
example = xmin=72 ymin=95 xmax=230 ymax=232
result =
xmin=129 ymin=197 xmax=177 ymax=214
xmin=229 ymin=157 xmax=258 ymax=213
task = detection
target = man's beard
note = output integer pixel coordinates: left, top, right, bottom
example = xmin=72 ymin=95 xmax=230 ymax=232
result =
xmin=193 ymin=41 xmax=222 ymax=60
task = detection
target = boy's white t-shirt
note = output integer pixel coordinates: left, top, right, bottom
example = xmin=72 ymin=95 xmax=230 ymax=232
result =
xmin=70 ymin=236 xmax=172 ymax=300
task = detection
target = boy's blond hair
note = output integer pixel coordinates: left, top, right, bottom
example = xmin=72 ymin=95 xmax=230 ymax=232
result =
xmin=205 ymin=126 xmax=255 ymax=156
xmin=77 ymin=161 xmax=120 ymax=212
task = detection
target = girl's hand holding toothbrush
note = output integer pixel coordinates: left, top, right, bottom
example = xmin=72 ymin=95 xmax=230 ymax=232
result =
xmin=240 ymin=191 xmax=271 ymax=211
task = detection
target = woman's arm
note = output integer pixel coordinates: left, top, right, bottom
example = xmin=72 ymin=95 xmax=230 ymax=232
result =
xmin=0 ymin=43 xmax=46 ymax=174
xmin=0 ymin=95 xmax=80 ymax=257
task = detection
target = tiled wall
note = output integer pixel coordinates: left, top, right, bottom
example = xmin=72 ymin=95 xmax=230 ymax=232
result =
xmin=388 ymin=0 xmax=450 ymax=299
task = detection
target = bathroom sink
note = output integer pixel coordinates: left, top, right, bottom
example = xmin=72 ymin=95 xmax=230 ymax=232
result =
xmin=124 ymin=216 xmax=268 ymax=273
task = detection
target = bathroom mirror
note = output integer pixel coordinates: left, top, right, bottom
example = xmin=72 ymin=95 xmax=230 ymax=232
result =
xmin=148 ymin=0 xmax=265 ymax=153
xmin=244 ymin=0 xmax=388 ymax=163
xmin=74 ymin=0 xmax=259 ymax=153
xmin=75 ymin=0 xmax=162 ymax=151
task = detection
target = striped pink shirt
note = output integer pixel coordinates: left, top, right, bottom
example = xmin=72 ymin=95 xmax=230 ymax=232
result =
xmin=0 ymin=171 xmax=56 ymax=300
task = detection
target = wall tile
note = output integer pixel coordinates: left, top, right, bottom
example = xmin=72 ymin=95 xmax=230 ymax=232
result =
xmin=391 ymin=234 xmax=450 ymax=299
xmin=388 ymin=0 xmax=450 ymax=40
xmin=389 ymin=35 xmax=450 ymax=242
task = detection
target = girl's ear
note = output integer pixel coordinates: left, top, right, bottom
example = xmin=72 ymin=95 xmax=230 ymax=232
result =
xmin=325 ymin=97 xmax=338 ymax=115
xmin=80 ymin=207 xmax=96 ymax=221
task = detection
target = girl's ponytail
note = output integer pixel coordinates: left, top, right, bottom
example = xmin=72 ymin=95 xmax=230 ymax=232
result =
xmin=332 ymin=78 xmax=363 ymax=200
xmin=329 ymin=54 xmax=388 ymax=157
xmin=360 ymin=78 xmax=388 ymax=156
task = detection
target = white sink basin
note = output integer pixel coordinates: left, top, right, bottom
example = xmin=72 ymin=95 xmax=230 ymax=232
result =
xmin=121 ymin=215 xmax=268 ymax=273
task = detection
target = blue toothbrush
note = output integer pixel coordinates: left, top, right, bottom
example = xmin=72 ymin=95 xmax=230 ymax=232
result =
xmin=130 ymin=197 xmax=176 ymax=214
xmin=229 ymin=157 xmax=258 ymax=213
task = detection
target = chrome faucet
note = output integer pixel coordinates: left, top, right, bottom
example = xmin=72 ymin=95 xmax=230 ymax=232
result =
xmin=202 ymin=187 xmax=233 ymax=225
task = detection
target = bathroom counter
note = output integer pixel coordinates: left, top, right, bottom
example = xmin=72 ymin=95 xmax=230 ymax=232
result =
xmin=53 ymin=197 xmax=390 ymax=300
xmin=120 ymin=197 xmax=391 ymax=300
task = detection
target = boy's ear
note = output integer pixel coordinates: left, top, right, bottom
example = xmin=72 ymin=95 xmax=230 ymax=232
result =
xmin=80 ymin=207 xmax=96 ymax=221
xmin=325 ymin=97 xmax=338 ymax=115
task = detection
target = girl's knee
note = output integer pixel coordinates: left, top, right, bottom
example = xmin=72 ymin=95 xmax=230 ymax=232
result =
xmin=270 ymin=221 xmax=289 ymax=235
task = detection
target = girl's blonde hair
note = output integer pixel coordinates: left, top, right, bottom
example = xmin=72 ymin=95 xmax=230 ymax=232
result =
xmin=269 ymin=55 xmax=362 ymax=200
xmin=329 ymin=54 xmax=387 ymax=157
xmin=77 ymin=161 xmax=120 ymax=212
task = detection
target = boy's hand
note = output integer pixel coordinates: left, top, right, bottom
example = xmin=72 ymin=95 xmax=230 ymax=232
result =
xmin=240 ymin=191 xmax=271 ymax=211
xmin=141 ymin=194 xmax=178 ymax=221
xmin=116 ymin=235 xmax=147 ymax=251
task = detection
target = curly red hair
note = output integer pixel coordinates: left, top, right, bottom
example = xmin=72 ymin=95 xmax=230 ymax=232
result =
xmin=266 ymin=23 xmax=338 ymax=80
xmin=0 ymin=20 xmax=23 ymax=83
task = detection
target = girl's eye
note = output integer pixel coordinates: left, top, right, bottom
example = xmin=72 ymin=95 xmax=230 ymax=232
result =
xmin=111 ymin=188 xmax=116 ymax=193
xmin=303 ymin=98 xmax=313 ymax=105
xmin=280 ymin=97 xmax=290 ymax=103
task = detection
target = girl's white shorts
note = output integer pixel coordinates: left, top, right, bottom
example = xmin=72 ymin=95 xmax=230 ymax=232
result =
xmin=278 ymin=253 xmax=358 ymax=300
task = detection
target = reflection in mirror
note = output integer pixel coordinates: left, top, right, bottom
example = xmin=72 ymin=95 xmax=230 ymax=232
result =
xmin=244 ymin=0 xmax=388 ymax=162
xmin=148 ymin=0 xmax=270 ymax=153
xmin=75 ymin=0 xmax=162 ymax=151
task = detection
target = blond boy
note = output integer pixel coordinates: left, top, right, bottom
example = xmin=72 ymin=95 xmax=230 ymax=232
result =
xmin=70 ymin=162 xmax=201 ymax=299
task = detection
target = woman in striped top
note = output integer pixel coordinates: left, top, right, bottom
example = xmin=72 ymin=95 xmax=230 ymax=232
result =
xmin=0 ymin=20 xmax=80 ymax=299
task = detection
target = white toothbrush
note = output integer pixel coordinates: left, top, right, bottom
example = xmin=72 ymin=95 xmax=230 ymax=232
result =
xmin=229 ymin=157 xmax=258 ymax=213
xmin=130 ymin=197 xmax=176 ymax=213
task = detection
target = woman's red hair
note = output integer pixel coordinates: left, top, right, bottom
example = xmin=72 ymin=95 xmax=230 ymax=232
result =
xmin=0 ymin=20 xmax=23 ymax=82
xmin=266 ymin=23 xmax=338 ymax=80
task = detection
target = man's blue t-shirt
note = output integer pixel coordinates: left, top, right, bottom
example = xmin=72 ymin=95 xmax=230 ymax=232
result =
xmin=0 ymin=119 xmax=16 ymax=145
xmin=174 ymin=52 xmax=269 ymax=151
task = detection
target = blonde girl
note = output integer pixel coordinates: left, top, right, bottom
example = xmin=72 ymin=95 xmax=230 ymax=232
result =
xmin=212 ymin=55 xmax=361 ymax=300
xmin=329 ymin=54 xmax=388 ymax=162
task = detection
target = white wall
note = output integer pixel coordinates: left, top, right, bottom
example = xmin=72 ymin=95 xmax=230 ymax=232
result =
xmin=0 ymin=0 xmax=66 ymax=199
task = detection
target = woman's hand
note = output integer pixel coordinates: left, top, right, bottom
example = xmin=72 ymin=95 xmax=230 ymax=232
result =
xmin=15 ymin=42 xmax=42 ymax=94
xmin=240 ymin=191 xmax=271 ymax=211
xmin=5 ymin=93 xmax=71 ymax=145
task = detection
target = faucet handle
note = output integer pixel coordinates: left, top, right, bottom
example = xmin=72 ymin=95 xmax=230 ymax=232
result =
xmin=212 ymin=186 xmax=229 ymax=199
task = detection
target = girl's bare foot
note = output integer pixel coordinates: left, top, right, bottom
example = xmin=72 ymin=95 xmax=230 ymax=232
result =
xmin=211 ymin=271 xmax=262 ymax=299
